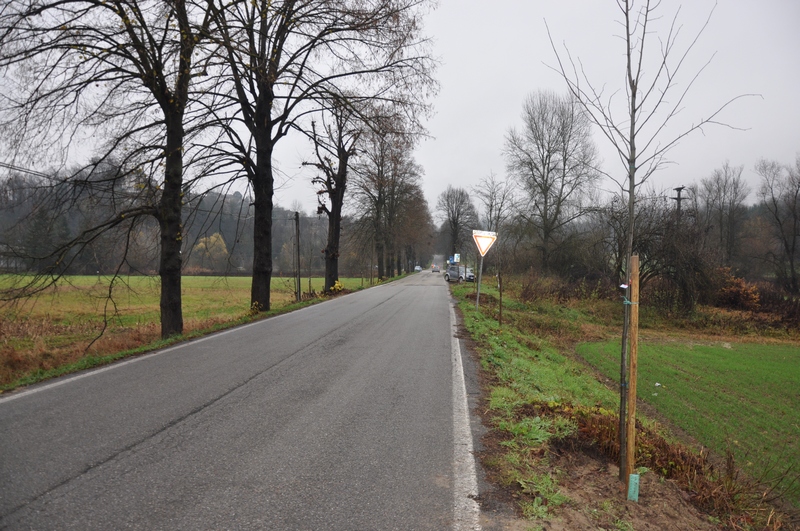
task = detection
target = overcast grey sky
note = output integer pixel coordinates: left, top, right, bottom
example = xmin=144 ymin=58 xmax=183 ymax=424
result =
xmin=406 ymin=0 xmax=800 ymax=214
xmin=224 ymin=1 xmax=800 ymax=215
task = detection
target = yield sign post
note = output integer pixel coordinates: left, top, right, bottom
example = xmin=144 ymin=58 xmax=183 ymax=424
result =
xmin=472 ymin=230 xmax=497 ymax=309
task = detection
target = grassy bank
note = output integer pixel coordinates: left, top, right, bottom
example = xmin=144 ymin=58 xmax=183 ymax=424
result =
xmin=451 ymin=279 xmax=799 ymax=527
xmin=452 ymin=283 xmax=620 ymax=521
xmin=0 ymin=274 xmax=368 ymax=391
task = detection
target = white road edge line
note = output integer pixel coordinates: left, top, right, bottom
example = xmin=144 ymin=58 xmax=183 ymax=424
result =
xmin=451 ymin=303 xmax=482 ymax=531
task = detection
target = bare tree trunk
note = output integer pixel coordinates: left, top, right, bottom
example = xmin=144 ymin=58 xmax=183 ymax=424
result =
xmin=618 ymin=0 xmax=638 ymax=481
xmin=376 ymin=241 xmax=385 ymax=279
xmin=158 ymin=237 xmax=182 ymax=336
xmin=540 ymin=240 xmax=550 ymax=272
xmin=323 ymin=185 xmax=344 ymax=291
xmin=251 ymin=139 xmax=274 ymax=311
xmin=386 ymin=248 xmax=395 ymax=277
xmin=158 ymin=120 xmax=184 ymax=338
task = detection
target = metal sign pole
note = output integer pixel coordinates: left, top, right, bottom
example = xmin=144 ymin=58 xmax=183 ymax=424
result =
xmin=476 ymin=254 xmax=485 ymax=309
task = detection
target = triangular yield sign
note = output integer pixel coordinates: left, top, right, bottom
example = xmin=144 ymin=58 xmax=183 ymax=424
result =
xmin=472 ymin=230 xmax=497 ymax=256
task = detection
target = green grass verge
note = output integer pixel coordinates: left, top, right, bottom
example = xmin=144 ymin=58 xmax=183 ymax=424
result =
xmin=451 ymin=283 xmax=620 ymax=520
xmin=455 ymin=284 xmax=618 ymax=409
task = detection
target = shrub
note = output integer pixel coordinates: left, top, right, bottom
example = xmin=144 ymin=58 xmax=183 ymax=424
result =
xmin=642 ymin=276 xmax=684 ymax=315
xmin=756 ymin=281 xmax=800 ymax=326
xmin=713 ymin=267 xmax=760 ymax=311
xmin=517 ymin=270 xmax=616 ymax=303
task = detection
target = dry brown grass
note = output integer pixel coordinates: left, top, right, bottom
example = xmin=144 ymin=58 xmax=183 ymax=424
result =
xmin=0 ymin=274 xmax=366 ymax=389
xmin=0 ymin=275 xmax=304 ymax=388
xmin=0 ymin=312 xmax=272 ymax=387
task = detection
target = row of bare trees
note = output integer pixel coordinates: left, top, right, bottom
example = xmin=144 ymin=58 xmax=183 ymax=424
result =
xmin=347 ymin=115 xmax=434 ymax=279
xmin=0 ymin=162 xmax=392 ymax=284
xmin=432 ymin=0 xmax=776 ymax=311
xmin=0 ymin=0 xmax=436 ymax=337
xmin=431 ymin=82 xmax=797 ymax=314
xmin=440 ymin=145 xmax=800 ymax=313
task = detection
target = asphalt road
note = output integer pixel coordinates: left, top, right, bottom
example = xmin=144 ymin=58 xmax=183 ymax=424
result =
xmin=0 ymin=272 xmax=482 ymax=530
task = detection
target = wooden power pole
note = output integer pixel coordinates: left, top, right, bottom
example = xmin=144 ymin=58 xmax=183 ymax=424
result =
xmin=295 ymin=211 xmax=301 ymax=302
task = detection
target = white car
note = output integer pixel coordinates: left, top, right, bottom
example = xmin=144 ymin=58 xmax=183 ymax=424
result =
xmin=414 ymin=265 xmax=422 ymax=272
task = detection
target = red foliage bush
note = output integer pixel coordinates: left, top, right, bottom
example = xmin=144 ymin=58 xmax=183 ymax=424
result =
xmin=713 ymin=268 xmax=760 ymax=311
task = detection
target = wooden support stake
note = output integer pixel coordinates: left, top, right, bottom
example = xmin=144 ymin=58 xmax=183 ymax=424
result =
xmin=625 ymin=254 xmax=640 ymax=493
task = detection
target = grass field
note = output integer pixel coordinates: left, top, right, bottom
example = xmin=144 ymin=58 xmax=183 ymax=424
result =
xmin=577 ymin=339 xmax=800 ymax=503
xmin=0 ymin=274 xmax=369 ymax=390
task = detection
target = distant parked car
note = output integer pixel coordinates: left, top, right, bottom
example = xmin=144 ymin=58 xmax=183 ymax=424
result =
xmin=465 ymin=268 xmax=475 ymax=282
xmin=444 ymin=265 xmax=474 ymax=282
xmin=414 ymin=265 xmax=422 ymax=272
xmin=431 ymin=264 xmax=440 ymax=273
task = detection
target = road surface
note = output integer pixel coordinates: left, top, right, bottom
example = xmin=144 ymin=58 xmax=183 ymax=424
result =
xmin=0 ymin=272 xmax=483 ymax=530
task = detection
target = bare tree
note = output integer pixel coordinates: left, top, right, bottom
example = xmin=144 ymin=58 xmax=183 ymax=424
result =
xmin=504 ymin=90 xmax=599 ymax=271
xmin=207 ymin=0 xmax=435 ymax=310
xmin=351 ymin=129 xmax=392 ymax=279
xmin=547 ymin=1 xmax=753 ymax=276
xmin=548 ymin=1 xmax=754 ymax=476
xmin=304 ymin=97 xmax=362 ymax=292
xmin=436 ymin=186 xmax=478 ymax=258
xmin=699 ymin=162 xmax=751 ymax=267
xmin=403 ymin=187 xmax=435 ymax=270
xmin=0 ymin=0 xmax=217 ymax=337
xmin=756 ymin=156 xmax=800 ymax=294
xmin=472 ymin=172 xmax=515 ymax=234
xmin=470 ymin=172 xmax=514 ymax=285
xmin=351 ymin=115 xmax=422 ymax=279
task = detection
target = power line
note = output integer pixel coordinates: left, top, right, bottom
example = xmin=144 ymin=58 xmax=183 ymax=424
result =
xmin=0 ymin=161 xmax=52 ymax=179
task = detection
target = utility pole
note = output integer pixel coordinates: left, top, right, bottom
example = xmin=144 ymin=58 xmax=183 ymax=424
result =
xmin=671 ymin=186 xmax=686 ymax=221
xmin=295 ymin=211 xmax=301 ymax=302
